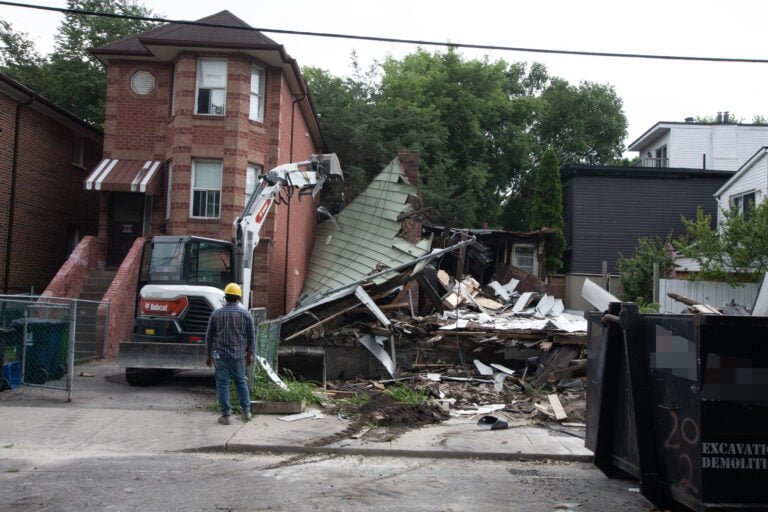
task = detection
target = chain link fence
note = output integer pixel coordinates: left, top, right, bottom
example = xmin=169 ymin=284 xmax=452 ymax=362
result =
xmin=0 ymin=295 xmax=110 ymax=400
xmin=249 ymin=307 xmax=281 ymax=388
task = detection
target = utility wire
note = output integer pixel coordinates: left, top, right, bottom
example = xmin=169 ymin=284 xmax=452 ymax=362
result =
xmin=2 ymin=0 xmax=768 ymax=64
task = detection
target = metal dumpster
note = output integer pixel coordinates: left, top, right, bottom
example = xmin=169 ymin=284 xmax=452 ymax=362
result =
xmin=587 ymin=303 xmax=768 ymax=511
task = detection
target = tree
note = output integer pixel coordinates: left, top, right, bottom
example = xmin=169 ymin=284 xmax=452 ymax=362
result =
xmin=0 ymin=20 xmax=47 ymax=92
xmin=307 ymin=49 xmax=627 ymax=229
xmin=676 ymin=203 xmax=768 ymax=284
xmin=1 ymin=0 xmax=156 ymax=125
xmin=533 ymin=79 xmax=627 ymax=165
xmin=529 ymin=148 xmax=565 ymax=272
xmin=617 ymin=235 xmax=675 ymax=306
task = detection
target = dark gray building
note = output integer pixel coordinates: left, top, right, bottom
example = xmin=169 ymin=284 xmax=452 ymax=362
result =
xmin=561 ymin=164 xmax=734 ymax=274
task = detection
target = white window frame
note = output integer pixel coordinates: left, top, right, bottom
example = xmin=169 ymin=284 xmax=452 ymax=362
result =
xmin=195 ymin=58 xmax=227 ymax=116
xmin=731 ymin=190 xmax=758 ymax=220
xmin=170 ymin=62 xmax=178 ymax=116
xmin=512 ymin=244 xmax=537 ymax=275
xmin=249 ymin=65 xmax=265 ymax=122
xmin=190 ymin=159 xmax=223 ymax=219
xmin=165 ymin=162 xmax=173 ymax=220
xmin=245 ymin=163 xmax=262 ymax=207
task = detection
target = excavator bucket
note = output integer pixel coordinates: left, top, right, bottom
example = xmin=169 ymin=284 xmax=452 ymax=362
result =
xmin=117 ymin=342 xmax=208 ymax=370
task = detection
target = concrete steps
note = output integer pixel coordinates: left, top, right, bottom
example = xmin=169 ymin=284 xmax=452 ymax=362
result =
xmin=75 ymin=270 xmax=115 ymax=360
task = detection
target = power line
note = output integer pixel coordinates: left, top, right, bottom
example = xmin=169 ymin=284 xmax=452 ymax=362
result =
xmin=2 ymin=0 xmax=768 ymax=64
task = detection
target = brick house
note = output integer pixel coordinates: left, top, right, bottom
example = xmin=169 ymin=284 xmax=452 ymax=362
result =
xmin=44 ymin=11 xmax=328 ymax=354
xmin=0 ymin=72 xmax=102 ymax=295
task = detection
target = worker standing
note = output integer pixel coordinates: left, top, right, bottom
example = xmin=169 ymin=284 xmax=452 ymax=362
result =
xmin=205 ymin=283 xmax=255 ymax=425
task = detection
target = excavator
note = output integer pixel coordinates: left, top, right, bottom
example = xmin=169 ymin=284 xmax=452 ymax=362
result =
xmin=117 ymin=154 xmax=342 ymax=385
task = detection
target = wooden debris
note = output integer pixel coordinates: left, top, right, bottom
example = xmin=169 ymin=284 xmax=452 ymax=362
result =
xmin=547 ymin=394 xmax=568 ymax=421
xmin=532 ymin=346 xmax=580 ymax=388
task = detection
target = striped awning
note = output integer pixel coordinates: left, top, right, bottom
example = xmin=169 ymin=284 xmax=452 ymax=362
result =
xmin=84 ymin=159 xmax=163 ymax=194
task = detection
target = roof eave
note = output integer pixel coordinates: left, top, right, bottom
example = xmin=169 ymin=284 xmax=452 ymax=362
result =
xmin=714 ymin=147 xmax=768 ymax=198
xmin=627 ymin=122 xmax=672 ymax=151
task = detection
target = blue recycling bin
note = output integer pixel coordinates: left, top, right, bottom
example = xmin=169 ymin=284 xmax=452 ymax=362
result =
xmin=12 ymin=319 xmax=69 ymax=384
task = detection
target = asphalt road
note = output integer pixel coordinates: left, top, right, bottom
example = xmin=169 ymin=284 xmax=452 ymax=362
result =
xmin=0 ymin=450 xmax=656 ymax=512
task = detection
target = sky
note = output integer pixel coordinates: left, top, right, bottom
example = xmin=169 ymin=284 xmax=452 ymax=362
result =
xmin=3 ymin=0 xmax=768 ymax=153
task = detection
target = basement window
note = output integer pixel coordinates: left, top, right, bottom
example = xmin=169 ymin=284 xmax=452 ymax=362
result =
xmin=513 ymin=244 xmax=536 ymax=274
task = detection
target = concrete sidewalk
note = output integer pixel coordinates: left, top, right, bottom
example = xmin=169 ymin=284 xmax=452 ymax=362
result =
xmin=0 ymin=405 xmax=593 ymax=461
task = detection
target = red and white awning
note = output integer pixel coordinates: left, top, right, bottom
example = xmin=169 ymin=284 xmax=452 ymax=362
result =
xmin=84 ymin=159 xmax=163 ymax=194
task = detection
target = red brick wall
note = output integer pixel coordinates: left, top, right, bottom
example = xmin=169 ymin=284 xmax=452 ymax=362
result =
xmin=42 ymin=236 xmax=102 ymax=299
xmin=0 ymin=93 xmax=102 ymax=294
xmin=100 ymin=54 xmax=322 ymax=318
xmin=101 ymin=236 xmax=143 ymax=357
xmin=256 ymin=74 xmax=320 ymax=316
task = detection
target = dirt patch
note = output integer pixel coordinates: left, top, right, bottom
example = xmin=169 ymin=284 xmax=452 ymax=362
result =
xmin=307 ymin=391 xmax=449 ymax=447
xmin=357 ymin=393 xmax=448 ymax=428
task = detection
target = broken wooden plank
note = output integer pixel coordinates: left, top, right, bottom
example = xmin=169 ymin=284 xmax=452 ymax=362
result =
xmin=417 ymin=274 xmax=445 ymax=314
xmin=532 ymin=346 xmax=580 ymax=388
xmin=547 ymin=394 xmax=568 ymax=421
xmin=666 ymin=292 xmax=700 ymax=306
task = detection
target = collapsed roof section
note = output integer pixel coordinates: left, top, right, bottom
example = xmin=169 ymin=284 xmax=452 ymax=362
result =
xmin=300 ymin=157 xmax=432 ymax=306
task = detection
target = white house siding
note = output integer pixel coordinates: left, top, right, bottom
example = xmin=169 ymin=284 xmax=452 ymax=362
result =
xmin=716 ymin=156 xmax=767 ymax=223
xmin=711 ymin=124 xmax=739 ymax=170
xmin=633 ymin=124 xmax=768 ymax=171
xmin=669 ymin=125 xmax=713 ymax=168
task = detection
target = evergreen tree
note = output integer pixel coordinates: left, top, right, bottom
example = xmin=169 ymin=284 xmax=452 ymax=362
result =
xmin=529 ymin=148 xmax=565 ymax=272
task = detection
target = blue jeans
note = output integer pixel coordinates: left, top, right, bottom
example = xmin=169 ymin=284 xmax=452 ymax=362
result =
xmin=213 ymin=352 xmax=250 ymax=417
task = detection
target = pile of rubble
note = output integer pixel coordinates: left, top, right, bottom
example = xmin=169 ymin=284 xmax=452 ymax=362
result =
xmin=278 ymin=261 xmax=589 ymax=435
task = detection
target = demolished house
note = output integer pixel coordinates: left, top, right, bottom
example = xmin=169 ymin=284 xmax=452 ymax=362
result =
xmin=273 ymin=153 xmax=587 ymax=422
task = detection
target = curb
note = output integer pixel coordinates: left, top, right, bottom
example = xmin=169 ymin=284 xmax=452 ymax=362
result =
xmin=185 ymin=443 xmax=594 ymax=463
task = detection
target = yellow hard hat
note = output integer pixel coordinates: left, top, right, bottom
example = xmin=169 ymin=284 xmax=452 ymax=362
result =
xmin=224 ymin=283 xmax=242 ymax=297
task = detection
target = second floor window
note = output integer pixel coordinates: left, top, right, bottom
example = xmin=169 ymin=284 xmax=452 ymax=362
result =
xmin=250 ymin=65 xmax=265 ymax=122
xmin=191 ymin=159 xmax=222 ymax=218
xmin=196 ymin=58 xmax=227 ymax=115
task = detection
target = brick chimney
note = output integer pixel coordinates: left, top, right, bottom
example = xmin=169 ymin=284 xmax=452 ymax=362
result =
xmin=397 ymin=149 xmax=422 ymax=244
xmin=398 ymin=149 xmax=420 ymax=187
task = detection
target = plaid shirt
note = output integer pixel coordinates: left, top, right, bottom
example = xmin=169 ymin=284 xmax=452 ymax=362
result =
xmin=205 ymin=302 xmax=256 ymax=360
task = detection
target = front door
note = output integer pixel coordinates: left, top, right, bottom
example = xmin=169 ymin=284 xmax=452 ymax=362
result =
xmin=107 ymin=193 xmax=145 ymax=268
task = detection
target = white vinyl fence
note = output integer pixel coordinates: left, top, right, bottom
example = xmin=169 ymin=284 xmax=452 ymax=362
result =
xmin=659 ymin=279 xmax=759 ymax=314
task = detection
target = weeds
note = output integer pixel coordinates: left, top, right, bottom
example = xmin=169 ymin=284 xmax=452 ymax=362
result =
xmin=383 ymin=383 xmax=428 ymax=404
xmin=250 ymin=370 xmax=322 ymax=405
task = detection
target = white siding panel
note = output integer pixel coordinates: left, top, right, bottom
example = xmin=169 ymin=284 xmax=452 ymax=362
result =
xmin=636 ymin=124 xmax=768 ymax=171
xmin=670 ymin=125 xmax=711 ymax=168
xmin=659 ymin=279 xmax=758 ymax=313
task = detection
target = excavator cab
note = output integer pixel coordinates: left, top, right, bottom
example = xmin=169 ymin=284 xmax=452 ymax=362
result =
xmin=119 ymin=236 xmax=235 ymax=385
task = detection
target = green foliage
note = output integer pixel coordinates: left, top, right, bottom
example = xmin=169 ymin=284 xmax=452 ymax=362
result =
xmin=533 ymin=79 xmax=627 ymax=165
xmin=383 ymin=383 xmax=428 ymax=404
xmin=752 ymin=115 xmax=768 ymax=125
xmin=617 ymin=235 xmax=675 ymax=303
xmin=676 ymin=203 xmax=768 ymax=284
xmin=306 ymin=49 xmax=627 ymax=229
xmin=250 ymin=370 xmax=322 ymax=405
xmin=529 ymin=148 xmax=565 ymax=271
xmin=1 ymin=0 xmax=157 ymax=126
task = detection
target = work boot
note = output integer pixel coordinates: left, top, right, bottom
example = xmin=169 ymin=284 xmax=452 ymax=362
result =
xmin=218 ymin=415 xmax=231 ymax=425
xmin=241 ymin=411 xmax=252 ymax=422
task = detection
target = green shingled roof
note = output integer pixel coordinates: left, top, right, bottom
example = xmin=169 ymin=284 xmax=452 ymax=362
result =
xmin=300 ymin=157 xmax=431 ymax=305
